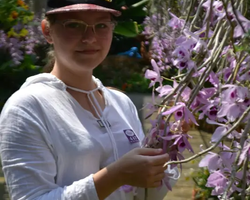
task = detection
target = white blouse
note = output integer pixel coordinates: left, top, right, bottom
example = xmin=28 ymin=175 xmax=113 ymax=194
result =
xmin=0 ymin=73 xmax=179 ymax=200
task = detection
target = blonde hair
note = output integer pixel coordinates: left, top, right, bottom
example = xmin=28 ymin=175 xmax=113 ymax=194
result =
xmin=43 ymin=15 xmax=56 ymax=73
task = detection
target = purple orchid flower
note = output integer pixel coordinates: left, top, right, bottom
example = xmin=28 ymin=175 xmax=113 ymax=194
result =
xmin=202 ymin=0 xmax=225 ymax=25
xmin=162 ymin=102 xmax=198 ymax=126
xmin=156 ymin=85 xmax=173 ymax=97
xmin=172 ymin=59 xmax=195 ymax=71
xmin=167 ymin=149 xmax=185 ymax=170
xmin=142 ymin=127 xmax=158 ymax=147
xmin=217 ymin=85 xmax=249 ymax=122
xmin=194 ymin=26 xmax=214 ymax=38
xmin=156 ymin=81 xmax=191 ymax=101
xmin=183 ymin=29 xmax=207 ymax=53
xmin=145 ymin=59 xmax=163 ymax=88
xmin=142 ymin=103 xmax=157 ymax=119
xmin=206 ymin=168 xmax=242 ymax=197
xmin=198 ymin=100 xmax=220 ymax=121
xmin=193 ymin=67 xmax=219 ymax=88
xmin=238 ymin=139 xmax=250 ymax=165
xmin=239 ymin=69 xmax=250 ymax=80
xmin=199 ymin=152 xmax=222 ymax=171
xmin=206 ymin=170 xmax=228 ymax=196
xmin=208 ymin=71 xmax=219 ymax=87
xmin=191 ymin=88 xmax=216 ymax=110
xmin=192 ymin=67 xmax=206 ymax=77
xmin=168 ymin=12 xmax=185 ymax=30
xmin=162 ymin=172 xmax=174 ymax=191
xmin=206 ymin=118 xmax=242 ymax=141
xmin=172 ymin=46 xmax=190 ymax=60
xmin=161 ymin=133 xmax=194 ymax=153
xmin=218 ymin=144 xmax=237 ymax=171
xmin=0 ymin=30 xmax=8 ymax=49
xmin=120 ymin=185 xmax=134 ymax=193
xmin=232 ymin=10 xmax=250 ymax=38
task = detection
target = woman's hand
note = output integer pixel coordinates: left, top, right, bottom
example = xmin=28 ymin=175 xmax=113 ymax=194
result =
xmin=111 ymin=148 xmax=169 ymax=188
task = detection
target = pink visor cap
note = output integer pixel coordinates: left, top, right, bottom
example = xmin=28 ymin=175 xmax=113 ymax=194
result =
xmin=46 ymin=0 xmax=121 ymax=16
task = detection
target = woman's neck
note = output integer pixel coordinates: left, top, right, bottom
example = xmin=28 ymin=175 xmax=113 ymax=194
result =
xmin=50 ymin=62 xmax=97 ymax=91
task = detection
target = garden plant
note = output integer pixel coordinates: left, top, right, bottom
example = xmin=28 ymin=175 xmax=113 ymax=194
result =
xmin=139 ymin=0 xmax=250 ymax=199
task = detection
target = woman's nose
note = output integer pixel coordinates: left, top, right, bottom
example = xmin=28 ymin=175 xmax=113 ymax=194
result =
xmin=81 ymin=27 xmax=97 ymax=43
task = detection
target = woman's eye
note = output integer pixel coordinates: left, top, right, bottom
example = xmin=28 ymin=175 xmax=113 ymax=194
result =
xmin=95 ymin=23 xmax=108 ymax=29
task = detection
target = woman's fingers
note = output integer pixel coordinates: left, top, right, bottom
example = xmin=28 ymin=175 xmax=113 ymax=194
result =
xmin=148 ymin=153 xmax=169 ymax=166
xmin=154 ymin=172 xmax=165 ymax=181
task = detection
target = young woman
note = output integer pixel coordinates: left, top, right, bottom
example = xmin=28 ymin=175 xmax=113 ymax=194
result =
xmin=0 ymin=0 xmax=179 ymax=199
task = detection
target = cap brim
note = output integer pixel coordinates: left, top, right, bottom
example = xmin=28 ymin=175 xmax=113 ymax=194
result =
xmin=46 ymin=4 xmax=121 ymax=17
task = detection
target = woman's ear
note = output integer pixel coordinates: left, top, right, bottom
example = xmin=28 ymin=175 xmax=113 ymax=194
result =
xmin=41 ymin=19 xmax=53 ymax=44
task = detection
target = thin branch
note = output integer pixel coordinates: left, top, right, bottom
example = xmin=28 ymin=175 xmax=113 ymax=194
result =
xmin=183 ymin=0 xmax=195 ymax=29
xmin=207 ymin=20 xmax=225 ymax=49
xmin=222 ymin=0 xmax=237 ymax=53
xmin=221 ymin=120 xmax=250 ymax=199
xmin=227 ymin=53 xmax=248 ymax=84
xmin=160 ymin=68 xmax=195 ymax=108
xmin=241 ymin=156 xmax=249 ymax=200
xmin=230 ymin=0 xmax=247 ymax=34
xmin=187 ymin=27 xmax=231 ymax=108
xmin=205 ymin=0 xmax=214 ymax=41
xmin=190 ymin=0 xmax=207 ymax=31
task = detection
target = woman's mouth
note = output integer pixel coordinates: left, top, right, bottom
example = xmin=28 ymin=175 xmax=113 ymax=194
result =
xmin=76 ymin=50 xmax=99 ymax=55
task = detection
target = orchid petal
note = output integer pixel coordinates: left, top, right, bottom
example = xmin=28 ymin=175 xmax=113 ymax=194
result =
xmin=163 ymin=176 xmax=172 ymax=191
xmin=156 ymin=85 xmax=173 ymax=97
xmin=206 ymin=118 xmax=226 ymax=127
xmin=227 ymin=103 xmax=241 ymax=122
xmin=151 ymin=59 xmax=160 ymax=74
xmin=162 ymin=104 xmax=184 ymax=116
xmin=238 ymin=142 xmax=250 ymax=165
xmin=182 ymin=134 xmax=194 ymax=153
xmin=199 ymin=153 xmax=222 ymax=172
xmin=211 ymin=126 xmax=228 ymax=143
xmin=145 ymin=69 xmax=157 ymax=80
xmin=217 ymin=103 xmax=230 ymax=118
xmin=184 ymin=107 xmax=199 ymax=125
xmin=161 ymin=134 xmax=181 ymax=141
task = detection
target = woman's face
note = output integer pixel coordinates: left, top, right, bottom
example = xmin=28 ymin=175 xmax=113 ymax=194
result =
xmin=46 ymin=11 xmax=114 ymax=72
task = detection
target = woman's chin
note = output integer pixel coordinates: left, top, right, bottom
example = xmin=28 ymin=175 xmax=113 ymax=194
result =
xmin=70 ymin=62 xmax=100 ymax=72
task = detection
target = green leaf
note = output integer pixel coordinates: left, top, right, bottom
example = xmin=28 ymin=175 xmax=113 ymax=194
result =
xmin=0 ymin=61 xmax=13 ymax=70
xmin=114 ymin=21 xmax=139 ymax=37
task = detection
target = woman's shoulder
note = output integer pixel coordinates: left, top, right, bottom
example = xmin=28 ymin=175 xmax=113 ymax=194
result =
xmin=2 ymin=73 xmax=64 ymax=111
xmin=1 ymin=83 xmax=49 ymax=115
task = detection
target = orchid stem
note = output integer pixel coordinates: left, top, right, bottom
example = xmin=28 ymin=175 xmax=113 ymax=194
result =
xmin=221 ymin=120 xmax=250 ymax=199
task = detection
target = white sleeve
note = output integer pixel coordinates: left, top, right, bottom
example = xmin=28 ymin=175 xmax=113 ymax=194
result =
xmin=0 ymin=105 xmax=99 ymax=200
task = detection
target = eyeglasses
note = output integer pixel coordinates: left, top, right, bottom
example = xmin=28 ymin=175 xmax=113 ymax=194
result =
xmin=55 ymin=19 xmax=116 ymax=39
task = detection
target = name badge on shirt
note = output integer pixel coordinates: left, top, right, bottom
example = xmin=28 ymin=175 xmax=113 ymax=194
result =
xmin=123 ymin=129 xmax=139 ymax=144
xmin=97 ymin=120 xmax=111 ymax=128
